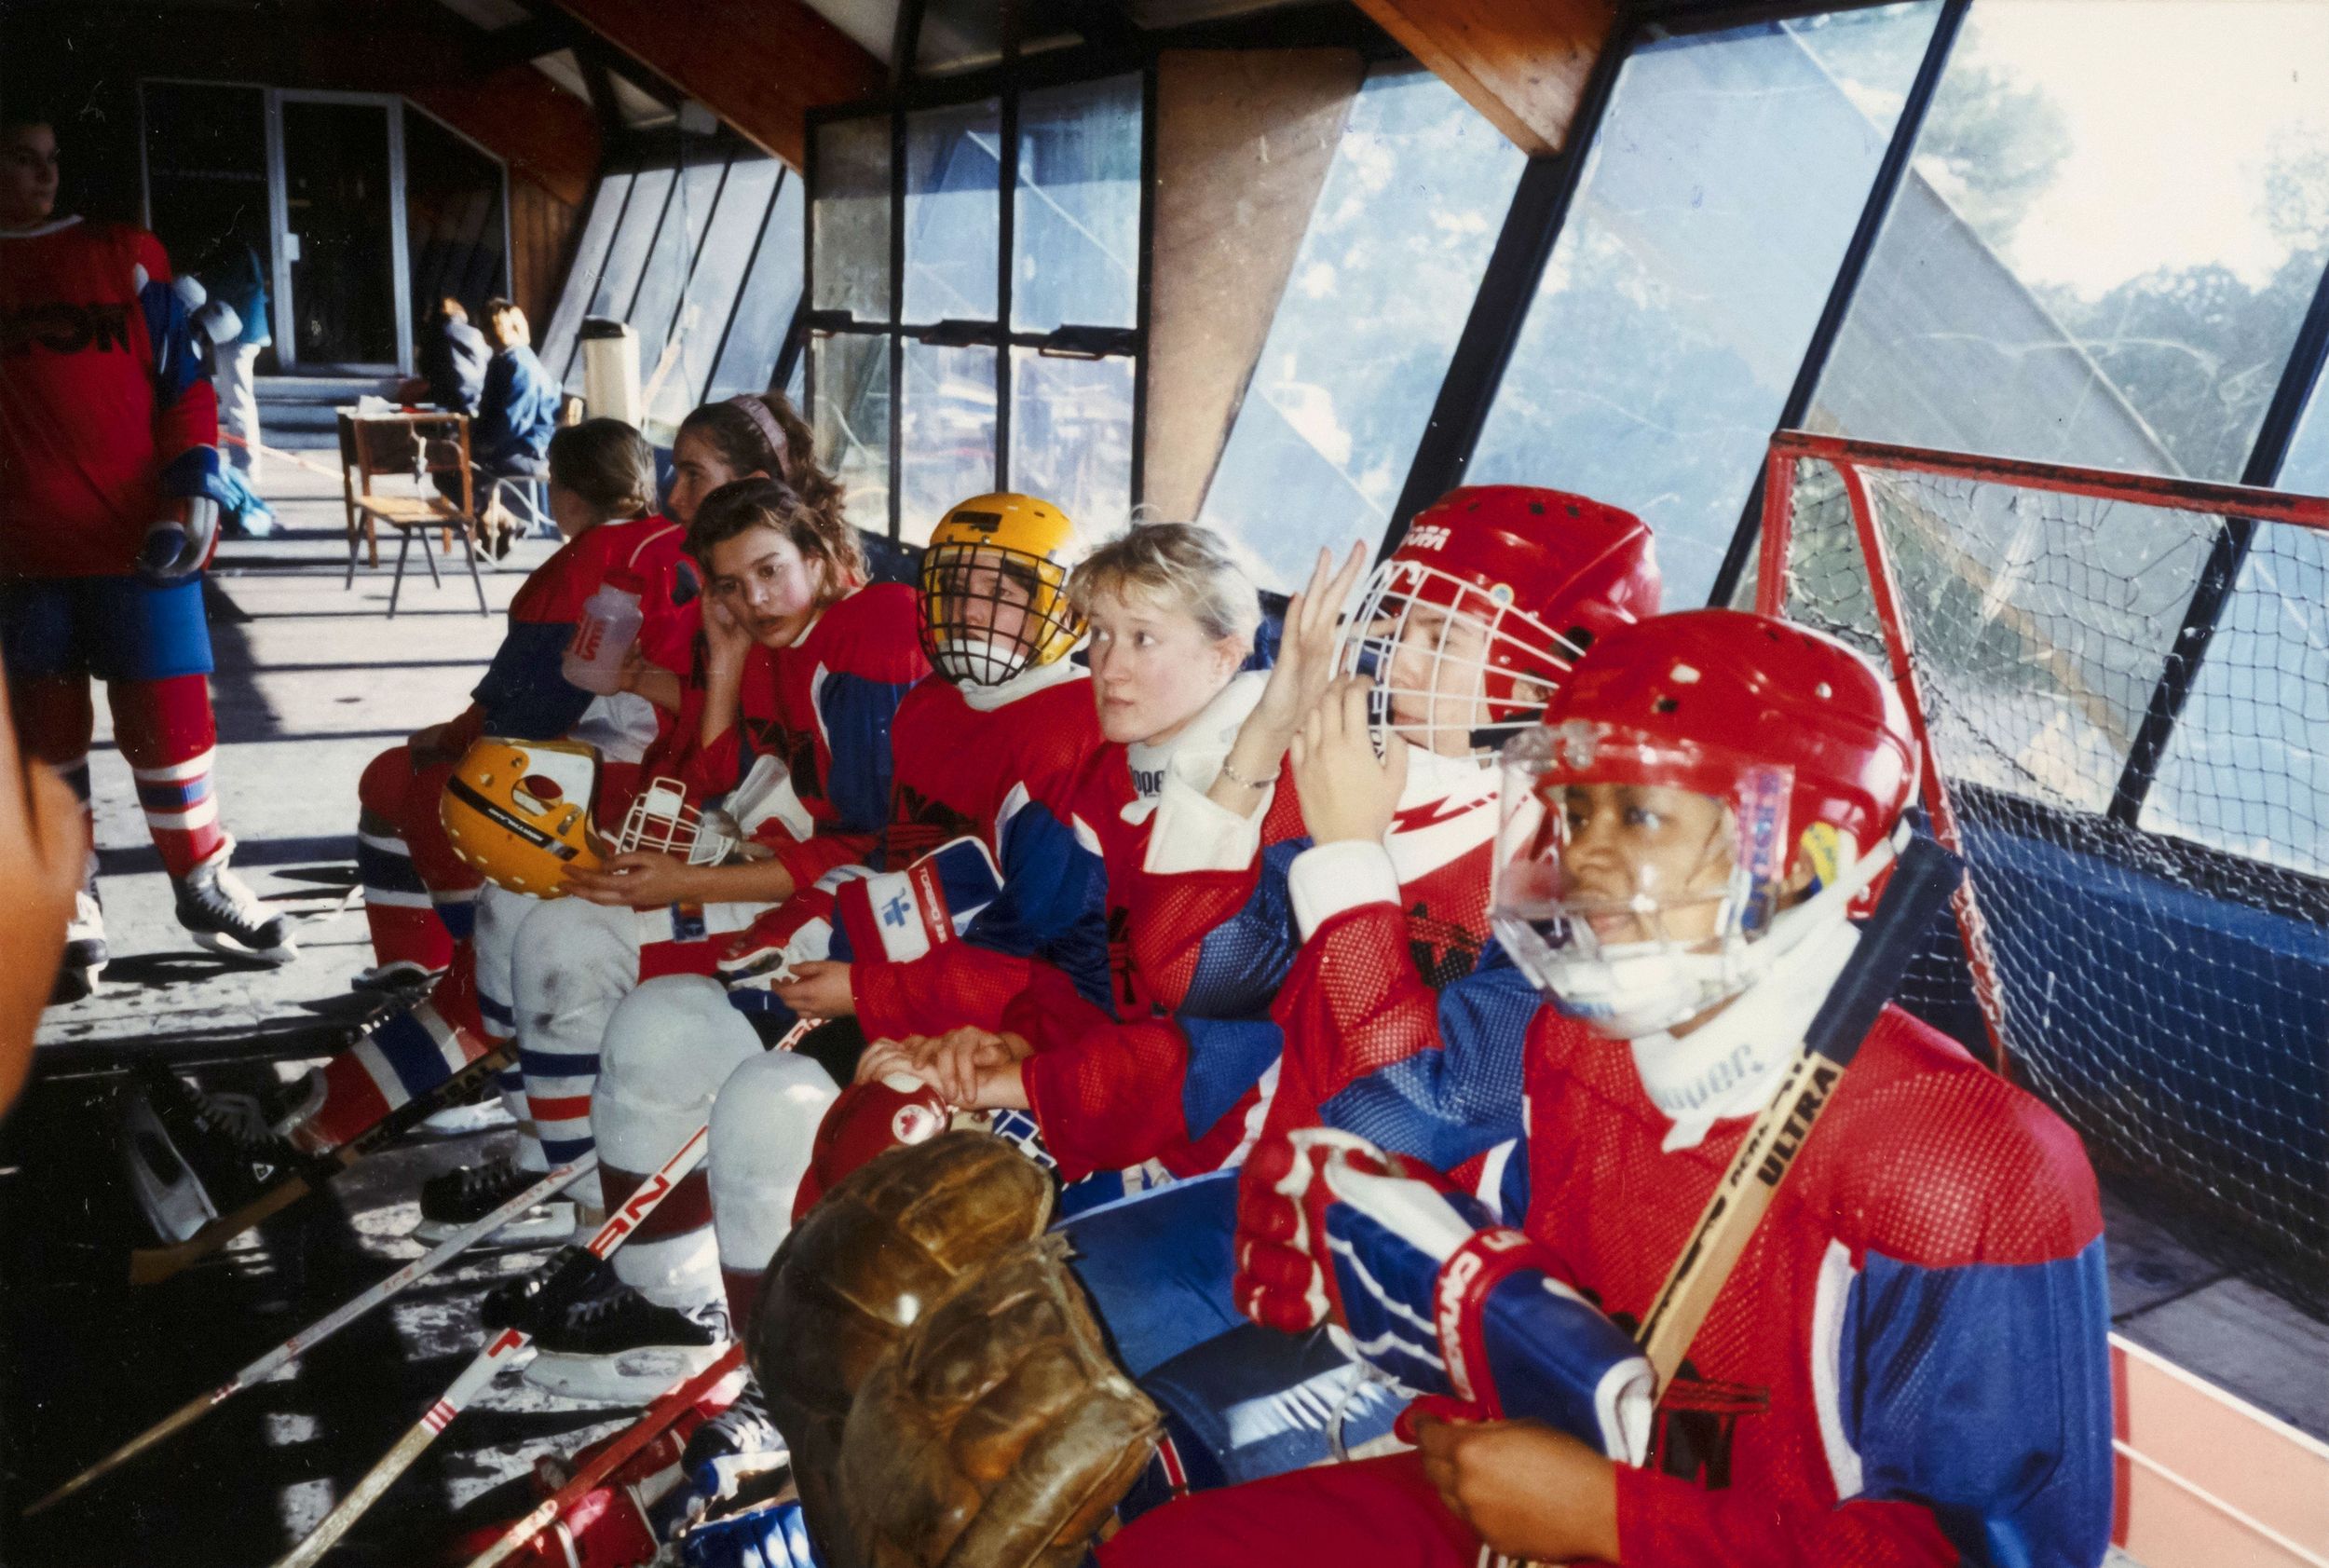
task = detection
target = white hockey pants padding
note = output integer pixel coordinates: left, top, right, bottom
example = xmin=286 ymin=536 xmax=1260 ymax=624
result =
xmin=707 ymin=1045 xmax=840 ymax=1280
xmin=592 ymin=975 xmax=765 ymax=1304
xmin=509 ymin=894 xmax=644 ymax=1212
xmin=473 ymin=882 xmax=543 ymax=1169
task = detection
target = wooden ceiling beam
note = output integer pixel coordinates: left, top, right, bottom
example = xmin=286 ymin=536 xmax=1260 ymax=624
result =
xmin=552 ymin=0 xmax=884 ymax=170
xmin=1350 ymin=0 xmax=1615 ymax=157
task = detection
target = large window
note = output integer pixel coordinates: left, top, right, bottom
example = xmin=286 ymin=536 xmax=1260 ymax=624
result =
xmin=1466 ymin=5 xmax=1942 ymax=607
xmin=809 ymin=73 xmax=1146 ymax=543
xmin=1814 ymin=1 xmax=2329 ymax=484
xmin=538 ymin=148 xmax=805 ymax=440
xmin=1198 ymin=67 xmax=1526 ymax=593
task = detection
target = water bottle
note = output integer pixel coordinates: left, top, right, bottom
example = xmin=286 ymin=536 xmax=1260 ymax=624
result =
xmin=564 ymin=577 xmax=644 ymax=695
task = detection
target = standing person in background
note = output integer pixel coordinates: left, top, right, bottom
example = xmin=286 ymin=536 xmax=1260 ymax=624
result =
xmin=407 ymin=295 xmax=487 ymax=418
xmin=0 ymin=104 xmax=296 ymax=1004
xmin=196 ymin=238 xmax=269 ymax=487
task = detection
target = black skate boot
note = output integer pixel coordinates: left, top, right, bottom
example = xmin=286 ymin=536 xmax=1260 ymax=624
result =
xmin=524 ymin=1273 xmax=724 ymax=1405
xmin=680 ymin=1370 xmax=789 ymax=1501
xmin=173 ymin=840 xmax=297 ymax=965
xmin=415 ymin=1155 xmax=575 ymax=1245
xmin=118 ymin=1060 xmax=320 ymax=1244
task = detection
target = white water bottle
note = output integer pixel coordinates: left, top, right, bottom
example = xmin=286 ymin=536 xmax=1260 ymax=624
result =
xmin=564 ymin=579 xmax=644 ymax=695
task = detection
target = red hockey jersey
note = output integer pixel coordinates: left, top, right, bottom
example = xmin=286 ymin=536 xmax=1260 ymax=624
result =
xmin=0 ymin=217 xmax=221 ymax=577
xmin=842 ymin=662 xmax=1111 ymax=1042
xmin=669 ymin=581 xmax=927 ymax=890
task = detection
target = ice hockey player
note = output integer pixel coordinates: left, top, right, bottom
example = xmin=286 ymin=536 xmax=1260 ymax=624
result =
xmin=0 ymin=104 xmax=289 ymax=1005
xmin=1105 ymin=608 xmax=2113 ymax=1568
xmin=466 ymin=473 xmax=923 ymax=1400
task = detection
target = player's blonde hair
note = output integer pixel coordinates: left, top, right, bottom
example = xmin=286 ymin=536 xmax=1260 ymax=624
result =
xmin=1067 ymin=522 xmax=1259 ymax=655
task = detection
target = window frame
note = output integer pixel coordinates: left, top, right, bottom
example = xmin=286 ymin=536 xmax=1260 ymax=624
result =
xmin=804 ymin=60 xmax=1153 ymax=542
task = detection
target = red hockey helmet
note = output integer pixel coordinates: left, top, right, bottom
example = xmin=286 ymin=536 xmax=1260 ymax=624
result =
xmin=790 ymin=1074 xmax=954 ymax=1223
xmin=1491 ymin=610 xmax=1917 ymax=1037
xmin=1344 ymin=486 xmax=1660 ymax=760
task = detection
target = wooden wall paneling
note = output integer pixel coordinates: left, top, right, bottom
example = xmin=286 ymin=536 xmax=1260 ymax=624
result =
xmin=1351 ymin=0 xmax=1614 ymax=157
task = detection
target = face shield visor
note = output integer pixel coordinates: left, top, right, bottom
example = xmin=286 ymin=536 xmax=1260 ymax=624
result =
xmin=1342 ymin=559 xmax=1581 ymax=764
xmin=1490 ymin=720 xmax=1803 ymax=1039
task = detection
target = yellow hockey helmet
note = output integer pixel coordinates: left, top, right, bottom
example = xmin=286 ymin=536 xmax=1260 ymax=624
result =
xmin=440 ymin=738 xmax=606 ymax=897
xmin=919 ymin=492 xmax=1083 ymax=686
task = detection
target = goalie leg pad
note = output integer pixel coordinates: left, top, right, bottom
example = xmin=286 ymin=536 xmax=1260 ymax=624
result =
xmin=594 ymin=975 xmax=763 ymax=1305
xmin=707 ymin=1045 xmax=838 ymax=1329
xmin=511 ymin=896 xmax=643 ymax=1212
xmin=1056 ymin=1169 xmax=1243 ymax=1380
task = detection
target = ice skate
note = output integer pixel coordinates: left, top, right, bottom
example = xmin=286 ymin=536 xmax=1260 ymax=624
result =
xmin=414 ymin=1154 xmax=575 ymax=1246
xmin=172 ymin=840 xmax=297 ymax=964
xmin=117 ymin=1060 xmax=319 ymax=1244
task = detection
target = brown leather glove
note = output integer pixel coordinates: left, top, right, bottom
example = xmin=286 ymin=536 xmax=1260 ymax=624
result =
xmin=839 ymin=1235 xmax=1160 ymax=1568
xmin=753 ymin=1129 xmax=1054 ymax=1568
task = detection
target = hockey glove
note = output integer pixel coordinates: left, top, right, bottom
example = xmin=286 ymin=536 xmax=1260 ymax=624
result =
xmin=680 ymin=1494 xmax=816 ymax=1568
xmin=718 ymin=889 xmax=838 ymax=989
xmin=142 ymin=447 xmax=234 ymax=581
xmin=830 ymin=836 xmax=1003 ymax=965
xmin=1233 ymin=1128 xmax=1653 ymax=1463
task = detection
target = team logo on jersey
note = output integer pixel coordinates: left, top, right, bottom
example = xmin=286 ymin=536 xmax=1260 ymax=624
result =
xmin=744 ymin=719 xmax=824 ymax=805
xmin=1604 ymin=1306 xmax=1768 ymax=1488
xmin=2 ymin=303 xmax=133 ymax=357
xmin=888 ymin=784 xmax=980 ymax=866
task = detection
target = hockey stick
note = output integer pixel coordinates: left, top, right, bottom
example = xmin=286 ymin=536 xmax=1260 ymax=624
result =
xmin=462 ymin=1342 xmax=749 ymax=1568
xmin=269 ymin=1124 xmax=714 ymax=1568
xmin=129 ymin=1043 xmax=517 ymax=1287
xmin=28 ymin=1155 xmax=597 ymax=1518
xmin=1632 ymin=833 xmax=1960 ymax=1389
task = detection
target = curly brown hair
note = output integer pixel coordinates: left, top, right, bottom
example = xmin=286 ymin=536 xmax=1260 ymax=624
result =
xmin=678 ymin=392 xmax=847 ymax=541
xmin=687 ymin=476 xmax=866 ymax=608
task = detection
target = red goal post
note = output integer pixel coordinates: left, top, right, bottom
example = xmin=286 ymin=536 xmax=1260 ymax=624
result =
xmin=1750 ymin=429 xmax=2329 ymax=1313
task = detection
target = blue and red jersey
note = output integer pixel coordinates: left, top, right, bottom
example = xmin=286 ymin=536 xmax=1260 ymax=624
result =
xmin=0 ymin=217 xmax=224 ymax=578
xmin=672 ymin=581 xmax=928 ymax=890
xmin=446 ymin=513 xmax=701 ymax=750
xmin=836 ymin=662 xmax=1112 ymax=1042
xmin=1273 ymin=895 xmax=2112 ymax=1567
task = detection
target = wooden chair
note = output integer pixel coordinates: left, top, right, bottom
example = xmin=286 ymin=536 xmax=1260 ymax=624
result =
xmin=338 ymin=409 xmax=490 ymax=617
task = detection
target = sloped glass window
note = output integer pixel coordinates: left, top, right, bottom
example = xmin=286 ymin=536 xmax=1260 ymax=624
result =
xmin=654 ymin=157 xmax=783 ymax=429
xmin=1815 ymin=1 xmax=2329 ymax=484
xmin=706 ymin=172 xmax=808 ymax=403
xmin=1014 ymin=75 xmax=1141 ymax=333
xmin=1200 ymin=67 xmax=1524 ymax=592
xmin=628 ymin=158 xmax=724 ymax=404
xmin=1468 ymin=5 xmax=1941 ymax=606
xmin=588 ymin=166 xmax=674 ymax=327
xmin=544 ymin=171 xmax=633 ymax=386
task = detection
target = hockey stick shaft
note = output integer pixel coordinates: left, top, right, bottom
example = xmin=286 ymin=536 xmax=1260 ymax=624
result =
xmin=463 ymin=1343 xmax=749 ymax=1568
xmin=270 ymin=1125 xmax=714 ymax=1568
xmin=129 ymin=1042 xmax=519 ymax=1286
xmin=1634 ymin=835 xmax=1960 ymax=1389
xmin=29 ymin=1156 xmax=596 ymax=1519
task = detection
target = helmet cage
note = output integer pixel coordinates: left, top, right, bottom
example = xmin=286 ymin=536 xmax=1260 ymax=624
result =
xmin=615 ymin=776 xmax=738 ymax=866
xmin=918 ymin=540 xmax=1082 ymax=688
xmin=1342 ymin=557 xmax=1586 ymax=761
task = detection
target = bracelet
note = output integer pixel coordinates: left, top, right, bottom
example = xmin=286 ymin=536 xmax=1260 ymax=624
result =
xmin=1217 ymin=759 xmax=1273 ymax=792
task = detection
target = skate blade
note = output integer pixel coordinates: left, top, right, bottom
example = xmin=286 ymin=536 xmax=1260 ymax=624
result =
xmin=187 ymin=927 xmax=300 ymax=967
xmin=523 ymin=1343 xmax=726 ymax=1406
xmin=413 ymin=1201 xmax=575 ymax=1247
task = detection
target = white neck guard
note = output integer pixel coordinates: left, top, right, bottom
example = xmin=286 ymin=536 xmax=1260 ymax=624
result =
xmin=1628 ymin=915 xmax=1859 ymax=1152
xmin=1124 ymin=671 xmax=1266 ymax=813
xmin=960 ymin=654 xmax=1086 ymax=713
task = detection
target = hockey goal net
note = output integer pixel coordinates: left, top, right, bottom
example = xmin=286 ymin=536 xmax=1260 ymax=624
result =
xmin=1754 ymin=430 xmax=2329 ymax=1315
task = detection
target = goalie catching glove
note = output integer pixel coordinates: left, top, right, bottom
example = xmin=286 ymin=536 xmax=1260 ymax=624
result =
xmin=839 ymin=1236 xmax=1159 ymax=1568
xmin=1233 ymin=1128 xmax=1652 ymax=1464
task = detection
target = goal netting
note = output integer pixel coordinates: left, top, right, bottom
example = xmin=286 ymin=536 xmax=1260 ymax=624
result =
xmin=1755 ymin=431 xmax=2329 ymax=1315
